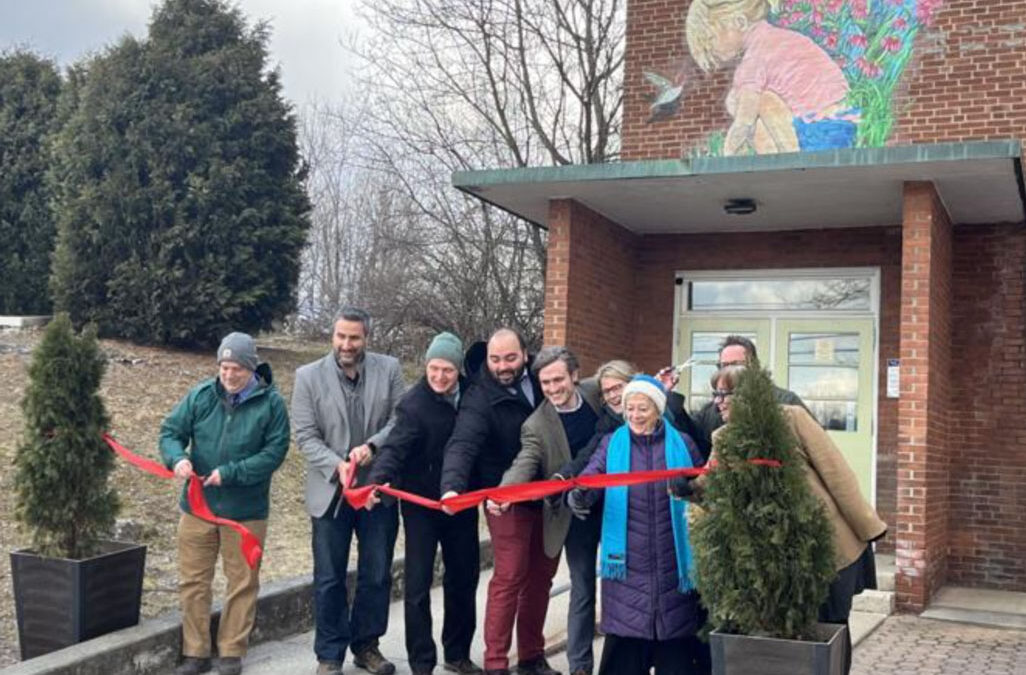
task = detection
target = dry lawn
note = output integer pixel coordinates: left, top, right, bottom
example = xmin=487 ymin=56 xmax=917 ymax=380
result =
xmin=0 ymin=329 xmax=353 ymax=666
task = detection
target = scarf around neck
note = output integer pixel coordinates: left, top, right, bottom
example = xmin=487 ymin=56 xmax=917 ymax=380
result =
xmin=600 ymin=419 xmax=695 ymax=593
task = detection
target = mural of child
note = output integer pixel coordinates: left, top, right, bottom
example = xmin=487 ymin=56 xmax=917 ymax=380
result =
xmin=686 ymin=0 xmax=859 ymax=155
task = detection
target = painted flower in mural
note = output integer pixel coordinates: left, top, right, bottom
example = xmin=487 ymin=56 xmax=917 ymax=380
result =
xmin=675 ymin=0 xmax=942 ymax=156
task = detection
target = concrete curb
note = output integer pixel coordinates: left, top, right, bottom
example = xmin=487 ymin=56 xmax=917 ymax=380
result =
xmin=1 ymin=540 xmax=494 ymax=675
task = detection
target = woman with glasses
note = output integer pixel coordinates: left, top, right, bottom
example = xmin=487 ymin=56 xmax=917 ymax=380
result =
xmin=566 ymin=375 xmax=710 ymax=675
xmin=682 ymin=364 xmax=886 ymax=675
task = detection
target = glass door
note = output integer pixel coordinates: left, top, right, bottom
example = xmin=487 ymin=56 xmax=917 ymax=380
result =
xmin=773 ymin=318 xmax=875 ymax=501
xmin=675 ymin=317 xmax=771 ymax=413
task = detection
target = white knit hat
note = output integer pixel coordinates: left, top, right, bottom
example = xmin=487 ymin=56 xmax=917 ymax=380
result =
xmin=621 ymin=374 xmax=666 ymax=415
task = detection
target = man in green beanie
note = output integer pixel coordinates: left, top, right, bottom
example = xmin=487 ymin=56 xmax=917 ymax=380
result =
xmin=365 ymin=331 xmax=483 ymax=675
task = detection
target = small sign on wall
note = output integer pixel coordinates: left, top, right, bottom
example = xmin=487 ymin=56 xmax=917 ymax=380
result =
xmin=886 ymin=359 xmax=900 ymax=398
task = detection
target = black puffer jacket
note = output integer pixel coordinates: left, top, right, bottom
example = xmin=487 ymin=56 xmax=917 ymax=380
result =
xmin=440 ymin=366 xmax=541 ymax=494
xmin=367 ymin=375 xmax=466 ymax=499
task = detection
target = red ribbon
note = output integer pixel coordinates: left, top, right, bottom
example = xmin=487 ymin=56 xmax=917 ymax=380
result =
xmin=342 ymin=461 xmax=782 ymax=513
xmin=103 ymin=434 xmax=263 ymax=569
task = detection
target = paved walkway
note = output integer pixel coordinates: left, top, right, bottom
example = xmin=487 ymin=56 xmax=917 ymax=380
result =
xmin=851 ymin=614 xmax=1026 ymax=675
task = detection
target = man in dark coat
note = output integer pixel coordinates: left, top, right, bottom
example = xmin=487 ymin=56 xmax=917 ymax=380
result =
xmin=365 ymin=332 xmax=483 ymax=675
xmin=440 ymin=328 xmax=554 ymax=675
xmin=693 ymin=335 xmax=808 ymax=456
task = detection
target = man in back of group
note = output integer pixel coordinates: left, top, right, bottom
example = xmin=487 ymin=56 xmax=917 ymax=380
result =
xmin=291 ymin=308 xmax=405 ymax=675
xmin=364 ymin=332 xmax=483 ymax=675
xmin=498 ymin=346 xmax=602 ymax=675
xmin=693 ymin=335 xmax=808 ymax=454
xmin=440 ymin=328 xmax=557 ymax=675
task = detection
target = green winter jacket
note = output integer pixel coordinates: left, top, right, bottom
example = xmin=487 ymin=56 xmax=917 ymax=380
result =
xmin=159 ymin=363 xmax=290 ymax=521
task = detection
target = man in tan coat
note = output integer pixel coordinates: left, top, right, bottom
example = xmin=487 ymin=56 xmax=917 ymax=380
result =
xmin=679 ymin=364 xmax=886 ymax=675
xmin=496 ymin=346 xmax=603 ymax=675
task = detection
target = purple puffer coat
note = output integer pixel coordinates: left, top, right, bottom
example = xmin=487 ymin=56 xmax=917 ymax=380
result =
xmin=579 ymin=421 xmax=706 ymax=641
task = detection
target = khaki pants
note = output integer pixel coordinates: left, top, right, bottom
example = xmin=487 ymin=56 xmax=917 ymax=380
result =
xmin=178 ymin=512 xmax=268 ymax=658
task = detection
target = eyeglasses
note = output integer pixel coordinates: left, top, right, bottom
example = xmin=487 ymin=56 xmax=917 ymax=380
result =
xmin=716 ymin=359 xmax=747 ymax=369
xmin=711 ymin=389 xmax=734 ymax=401
xmin=601 ymin=382 xmax=626 ymax=399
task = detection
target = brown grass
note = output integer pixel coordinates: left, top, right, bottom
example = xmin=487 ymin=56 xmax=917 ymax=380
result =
xmin=0 ymin=329 xmax=346 ymax=666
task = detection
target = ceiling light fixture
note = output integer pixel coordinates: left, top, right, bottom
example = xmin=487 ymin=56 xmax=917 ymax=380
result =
xmin=723 ymin=198 xmax=757 ymax=215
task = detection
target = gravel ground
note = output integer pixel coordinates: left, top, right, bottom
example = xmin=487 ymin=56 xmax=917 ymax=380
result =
xmin=0 ymin=328 xmax=405 ymax=667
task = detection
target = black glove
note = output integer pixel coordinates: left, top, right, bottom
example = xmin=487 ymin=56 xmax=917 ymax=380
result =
xmin=545 ymin=473 xmax=568 ymax=509
xmin=668 ymin=475 xmax=696 ymax=499
xmin=567 ymin=487 xmax=596 ymax=520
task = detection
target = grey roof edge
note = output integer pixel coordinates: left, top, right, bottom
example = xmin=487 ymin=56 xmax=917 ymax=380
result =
xmin=452 ymin=139 xmax=1023 ymax=189
xmin=454 ymin=183 xmax=550 ymax=230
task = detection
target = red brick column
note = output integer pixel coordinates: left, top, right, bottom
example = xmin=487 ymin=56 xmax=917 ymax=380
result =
xmin=895 ymin=181 xmax=953 ymax=611
xmin=544 ymin=199 xmax=638 ymax=374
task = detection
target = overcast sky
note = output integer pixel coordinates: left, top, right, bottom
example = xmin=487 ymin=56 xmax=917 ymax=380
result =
xmin=0 ymin=0 xmax=359 ymax=107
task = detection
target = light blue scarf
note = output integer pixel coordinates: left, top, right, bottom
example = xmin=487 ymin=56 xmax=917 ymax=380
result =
xmin=600 ymin=419 xmax=695 ymax=592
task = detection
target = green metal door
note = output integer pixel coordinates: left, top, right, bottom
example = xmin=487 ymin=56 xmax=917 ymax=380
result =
xmin=773 ymin=318 xmax=876 ymax=502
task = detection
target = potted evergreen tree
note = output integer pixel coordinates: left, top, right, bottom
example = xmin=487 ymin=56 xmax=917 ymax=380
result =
xmin=691 ymin=366 xmax=843 ymax=675
xmin=10 ymin=313 xmax=146 ymax=659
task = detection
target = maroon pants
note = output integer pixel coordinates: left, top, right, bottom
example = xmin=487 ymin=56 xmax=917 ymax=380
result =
xmin=484 ymin=504 xmax=560 ymax=670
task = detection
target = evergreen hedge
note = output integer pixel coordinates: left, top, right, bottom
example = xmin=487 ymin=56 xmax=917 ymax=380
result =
xmin=50 ymin=0 xmax=311 ymax=346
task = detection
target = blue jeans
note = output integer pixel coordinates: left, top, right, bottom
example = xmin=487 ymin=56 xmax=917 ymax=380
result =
xmin=312 ymin=497 xmax=399 ymax=662
xmin=565 ymin=511 xmax=602 ymax=674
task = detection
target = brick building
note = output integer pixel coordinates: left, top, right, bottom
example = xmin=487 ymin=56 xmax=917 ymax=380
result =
xmin=453 ymin=0 xmax=1026 ymax=612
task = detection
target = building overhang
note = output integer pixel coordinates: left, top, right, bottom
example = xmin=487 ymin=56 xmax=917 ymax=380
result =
xmin=452 ymin=140 xmax=1026 ymax=233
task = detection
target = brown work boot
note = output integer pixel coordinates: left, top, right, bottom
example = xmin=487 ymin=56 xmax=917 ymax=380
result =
xmin=316 ymin=661 xmax=343 ymax=675
xmin=176 ymin=656 xmax=212 ymax=675
xmin=444 ymin=658 xmax=484 ymax=674
xmin=353 ymin=645 xmax=396 ymax=675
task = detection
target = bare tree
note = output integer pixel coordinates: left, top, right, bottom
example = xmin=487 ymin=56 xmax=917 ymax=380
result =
xmin=295 ymin=0 xmax=624 ymax=352
xmin=351 ymin=0 xmax=625 ymax=345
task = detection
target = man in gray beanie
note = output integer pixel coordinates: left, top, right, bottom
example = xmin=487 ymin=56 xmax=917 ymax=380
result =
xmin=160 ymin=332 xmax=290 ymax=675
xmin=364 ymin=331 xmax=483 ymax=675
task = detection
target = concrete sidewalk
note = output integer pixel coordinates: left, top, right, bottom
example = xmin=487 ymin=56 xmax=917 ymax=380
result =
xmin=241 ymin=559 xmax=579 ymax=674
xmin=238 ymin=558 xmax=891 ymax=675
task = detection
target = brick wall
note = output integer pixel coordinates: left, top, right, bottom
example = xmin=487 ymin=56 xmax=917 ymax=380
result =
xmin=895 ymin=182 xmax=953 ymax=611
xmin=621 ymin=0 xmax=1026 ymax=160
xmin=545 ymin=199 xmax=640 ymax=375
xmin=626 ymin=225 xmax=902 ymax=541
xmin=948 ymin=223 xmax=1026 ymax=591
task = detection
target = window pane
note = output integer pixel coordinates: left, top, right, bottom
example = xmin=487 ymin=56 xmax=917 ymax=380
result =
xmin=688 ymin=278 xmax=871 ymax=312
xmin=787 ymin=332 xmax=859 ymax=431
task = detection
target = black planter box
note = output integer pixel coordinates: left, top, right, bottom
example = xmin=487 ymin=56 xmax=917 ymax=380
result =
xmin=11 ymin=540 xmax=147 ymax=660
xmin=710 ymin=622 xmax=847 ymax=675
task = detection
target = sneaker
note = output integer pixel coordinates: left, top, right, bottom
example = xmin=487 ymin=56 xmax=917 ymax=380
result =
xmin=516 ymin=657 xmax=561 ymax=675
xmin=218 ymin=656 xmax=242 ymax=675
xmin=444 ymin=658 xmax=484 ymax=674
xmin=353 ymin=645 xmax=396 ymax=675
xmin=316 ymin=661 xmax=343 ymax=675
xmin=176 ymin=657 xmax=212 ymax=675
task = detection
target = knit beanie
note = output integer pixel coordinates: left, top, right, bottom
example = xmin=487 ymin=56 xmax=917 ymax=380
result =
xmin=425 ymin=331 xmax=464 ymax=370
xmin=217 ymin=332 xmax=259 ymax=372
xmin=622 ymin=374 xmax=667 ymax=415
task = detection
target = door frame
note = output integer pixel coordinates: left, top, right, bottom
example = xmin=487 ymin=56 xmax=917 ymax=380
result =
xmin=672 ymin=267 xmax=881 ymax=505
